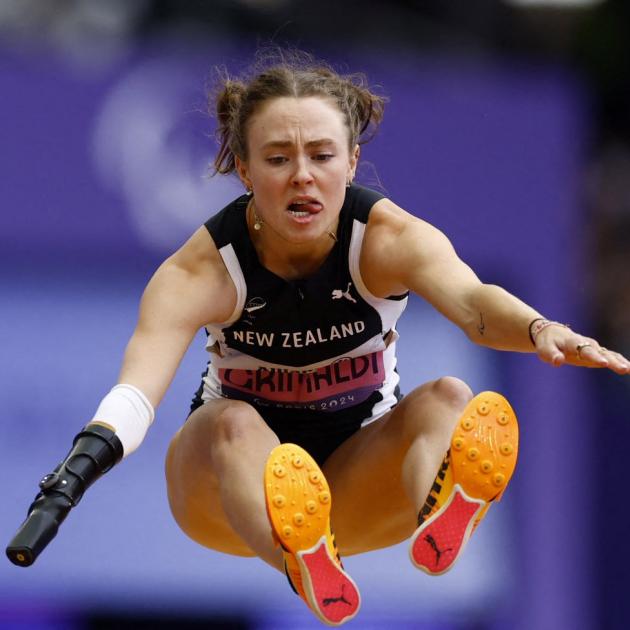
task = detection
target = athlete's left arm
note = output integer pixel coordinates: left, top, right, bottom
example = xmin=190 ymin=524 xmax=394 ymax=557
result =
xmin=362 ymin=199 xmax=630 ymax=374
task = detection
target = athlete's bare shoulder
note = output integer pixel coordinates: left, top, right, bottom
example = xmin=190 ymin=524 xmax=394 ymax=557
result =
xmin=171 ymin=225 xmax=226 ymax=274
xmin=360 ymin=198 xmax=420 ymax=297
xmin=151 ymin=225 xmax=238 ymax=326
xmin=361 ymin=197 xmax=455 ymax=298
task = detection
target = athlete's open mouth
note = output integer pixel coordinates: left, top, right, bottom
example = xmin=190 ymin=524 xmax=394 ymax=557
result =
xmin=287 ymin=196 xmax=323 ymax=217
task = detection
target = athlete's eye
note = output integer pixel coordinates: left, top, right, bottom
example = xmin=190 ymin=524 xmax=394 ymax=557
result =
xmin=266 ymin=156 xmax=288 ymax=165
xmin=313 ymin=154 xmax=334 ymax=161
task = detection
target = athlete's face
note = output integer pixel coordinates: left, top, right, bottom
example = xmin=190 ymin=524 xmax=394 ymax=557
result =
xmin=236 ymin=96 xmax=359 ymax=244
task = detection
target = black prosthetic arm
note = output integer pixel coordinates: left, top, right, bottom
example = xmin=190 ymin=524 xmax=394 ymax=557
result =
xmin=6 ymin=424 xmax=123 ymax=567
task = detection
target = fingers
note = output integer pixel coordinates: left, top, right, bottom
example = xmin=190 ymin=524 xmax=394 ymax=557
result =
xmin=536 ymin=342 xmax=566 ymax=367
xmin=575 ymin=342 xmax=609 ymax=368
xmin=597 ymin=348 xmax=630 ymax=375
xmin=569 ymin=339 xmax=630 ymax=374
xmin=536 ymin=332 xmax=630 ymax=374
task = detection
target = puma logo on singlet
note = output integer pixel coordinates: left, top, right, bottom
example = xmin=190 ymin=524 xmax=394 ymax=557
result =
xmin=332 ymin=283 xmax=357 ymax=303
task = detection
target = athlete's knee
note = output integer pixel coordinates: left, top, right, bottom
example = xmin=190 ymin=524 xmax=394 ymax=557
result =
xmin=427 ymin=376 xmax=473 ymax=410
xmin=179 ymin=400 xmax=263 ymax=457
xmin=204 ymin=400 xmax=268 ymax=446
xmin=404 ymin=376 xmax=472 ymax=411
xmin=395 ymin=376 xmax=472 ymax=439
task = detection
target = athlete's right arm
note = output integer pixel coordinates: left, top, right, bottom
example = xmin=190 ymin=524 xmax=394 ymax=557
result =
xmin=6 ymin=226 xmax=236 ymax=567
xmin=117 ymin=225 xmax=237 ymax=408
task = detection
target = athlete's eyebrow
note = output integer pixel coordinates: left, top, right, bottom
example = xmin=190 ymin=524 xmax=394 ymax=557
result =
xmin=261 ymin=138 xmax=338 ymax=150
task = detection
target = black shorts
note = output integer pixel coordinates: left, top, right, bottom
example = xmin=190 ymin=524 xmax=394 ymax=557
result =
xmin=189 ymin=380 xmax=401 ymax=466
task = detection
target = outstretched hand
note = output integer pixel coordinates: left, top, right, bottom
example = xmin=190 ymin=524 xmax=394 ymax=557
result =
xmin=534 ymin=324 xmax=630 ymax=374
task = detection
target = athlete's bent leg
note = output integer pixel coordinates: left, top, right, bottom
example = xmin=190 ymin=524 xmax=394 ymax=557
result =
xmin=323 ymin=376 xmax=474 ymax=554
xmin=399 ymin=377 xmax=474 ymax=511
xmin=165 ymin=399 xmax=283 ymax=570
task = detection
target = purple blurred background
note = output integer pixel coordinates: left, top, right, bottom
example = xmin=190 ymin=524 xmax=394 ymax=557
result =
xmin=2 ymin=2 xmax=629 ymax=629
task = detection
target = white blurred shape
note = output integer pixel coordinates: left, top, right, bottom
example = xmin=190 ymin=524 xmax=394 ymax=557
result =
xmin=0 ymin=0 xmax=148 ymax=69
xmin=92 ymin=59 xmax=243 ymax=252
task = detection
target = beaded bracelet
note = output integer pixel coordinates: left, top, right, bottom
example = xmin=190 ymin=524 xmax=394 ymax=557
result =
xmin=528 ymin=318 xmax=570 ymax=346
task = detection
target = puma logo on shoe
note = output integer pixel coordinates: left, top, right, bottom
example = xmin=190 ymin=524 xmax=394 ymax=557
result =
xmin=322 ymin=584 xmax=352 ymax=607
xmin=424 ymin=534 xmax=453 ymax=567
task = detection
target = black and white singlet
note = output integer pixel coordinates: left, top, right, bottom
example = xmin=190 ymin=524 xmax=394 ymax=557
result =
xmin=191 ymin=184 xmax=408 ymax=458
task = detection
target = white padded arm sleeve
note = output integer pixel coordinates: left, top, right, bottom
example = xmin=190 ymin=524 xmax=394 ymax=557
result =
xmin=91 ymin=384 xmax=155 ymax=457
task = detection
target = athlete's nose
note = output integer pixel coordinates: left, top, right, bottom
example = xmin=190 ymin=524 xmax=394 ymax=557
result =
xmin=291 ymin=155 xmax=314 ymax=187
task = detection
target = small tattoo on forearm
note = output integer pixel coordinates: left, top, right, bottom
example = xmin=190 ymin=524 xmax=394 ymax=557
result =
xmin=478 ymin=312 xmax=485 ymax=336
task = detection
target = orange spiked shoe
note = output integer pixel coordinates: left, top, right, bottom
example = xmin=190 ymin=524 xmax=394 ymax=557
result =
xmin=264 ymin=443 xmax=360 ymax=626
xmin=410 ymin=391 xmax=519 ymax=575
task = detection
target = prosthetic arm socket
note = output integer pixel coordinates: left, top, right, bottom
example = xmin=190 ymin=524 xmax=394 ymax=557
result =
xmin=6 ymin=424 xmax=123 ymax=567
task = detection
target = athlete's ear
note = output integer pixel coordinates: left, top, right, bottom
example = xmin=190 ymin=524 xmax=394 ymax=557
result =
xmin=235 ymin=156 xmax=252 ymax=192
xmin=348 ymin=145 xmax=360 ymax=182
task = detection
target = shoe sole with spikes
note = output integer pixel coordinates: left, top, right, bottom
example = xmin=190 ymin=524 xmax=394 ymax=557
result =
xmin=264 ymin=443 xmax=360 ymax=626
xmin=410 ymin=391 xmax=519 ymax=575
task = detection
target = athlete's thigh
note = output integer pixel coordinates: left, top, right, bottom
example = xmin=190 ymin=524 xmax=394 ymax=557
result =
xmin=323 ymin=406 xmax=418 ymax=556
xmin=165 ymin=399 xmax=270 ymax=557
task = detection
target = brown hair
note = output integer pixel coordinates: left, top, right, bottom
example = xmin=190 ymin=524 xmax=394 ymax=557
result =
xmin=211 ymin=49 xmax=386 ymax=175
